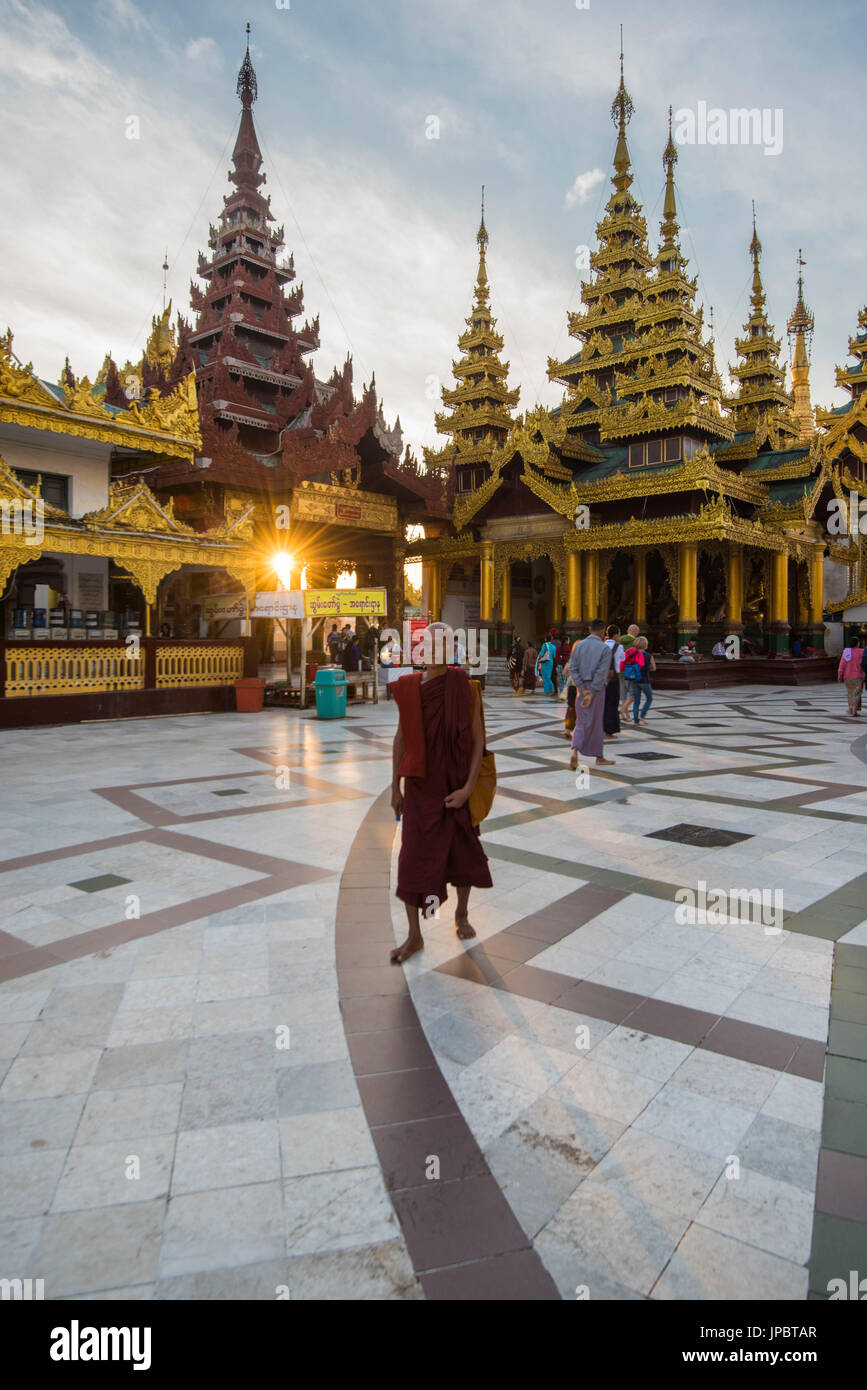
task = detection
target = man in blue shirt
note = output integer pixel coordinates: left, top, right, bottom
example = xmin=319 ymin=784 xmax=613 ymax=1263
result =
xmin=568 ymin=618 xmax=615 ymax=770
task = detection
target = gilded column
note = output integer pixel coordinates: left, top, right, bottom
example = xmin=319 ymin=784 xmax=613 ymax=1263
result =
xmin=566 ymin=550 xmax=582 ymax=627
xmin=633 ymin=550 xmax=647 ymax=626
xmin=480 ymin=542 xmax=494 ymax=622
xmin=807 ymin=547 xmax=825 ymax=650
xmin=431 ymin=561 xmax=443 ymax=621
xmin=677 ymin=541 xmax=699 ymax=646
xmin=584 ymin=551 xmax=599 ymax=620
xmin=551 ymin=566 xmax=561 ymax=627
xmin=500 ymin=563 xmax=511 ymax=624
xmin=769 ymin=549 xmax=791 ymax=653
xmin=725 ymin=544 xmax=744 ymax=635
xmin=392 ymin=540 xmax=406 ymax=628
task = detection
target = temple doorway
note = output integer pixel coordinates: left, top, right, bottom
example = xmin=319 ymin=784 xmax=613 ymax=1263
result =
xmin=605 ymin=551 xmax=635 ymax=628
xmin=646 ymin=549 xmax=678 ymax=650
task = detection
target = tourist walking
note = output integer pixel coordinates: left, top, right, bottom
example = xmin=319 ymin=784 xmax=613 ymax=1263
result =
xmin=507 ymin=637 xmax=524 ymax=694
xmin=390 ymin=625 xmax=492 ymax=964
xmin=603 ymin=624 xmax=625 ymax=737
xmin=624 ymin=634 xmax=655 ymax=724
xmin=556 ymin=631 xmax=571 ymax=698
xmin=620 ymin=623 xmax=640 ymax=718
xmin=838 ymin=638 xmax=865 ymax=716
xmin=568 ymin=618 xmax=615 ymax=769
xmin=522 ymin=639 xmax=538 ymax=694
xmin=537 ymin=630 xmax=558 ymax=698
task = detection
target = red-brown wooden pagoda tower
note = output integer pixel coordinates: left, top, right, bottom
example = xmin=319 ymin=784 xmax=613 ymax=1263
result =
xmin=109 ymin=28 xmax=451 ymax=639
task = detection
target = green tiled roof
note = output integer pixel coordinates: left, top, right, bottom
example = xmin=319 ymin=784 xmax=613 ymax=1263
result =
xmin=742 ymin=447 xmax=810 ymax=472
xmin=765 ymin=480 xmax=810 ymax=503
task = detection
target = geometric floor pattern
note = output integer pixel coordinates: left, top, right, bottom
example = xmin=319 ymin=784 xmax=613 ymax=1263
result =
xmin=1 ymin=686 xmax=865 ymax=1298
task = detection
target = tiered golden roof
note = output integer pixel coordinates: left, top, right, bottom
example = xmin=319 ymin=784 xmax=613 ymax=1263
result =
xmin=726 ymin=208 xmax=798 ymax=447
xmin=548 ymin=71 xmax=730 ymax=447
xmin=424 ymin=196 xmax=519 ymax=469
xmin=548 ymin=50 xmax=653 ymax=436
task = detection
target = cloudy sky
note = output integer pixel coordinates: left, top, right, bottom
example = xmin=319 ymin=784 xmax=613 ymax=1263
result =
xmin=1 ymin=0 xmax=864 ymax=457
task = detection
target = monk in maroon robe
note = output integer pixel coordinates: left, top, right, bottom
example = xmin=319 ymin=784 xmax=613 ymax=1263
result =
xmin=390 ymin=636 xmax=491 ymax=964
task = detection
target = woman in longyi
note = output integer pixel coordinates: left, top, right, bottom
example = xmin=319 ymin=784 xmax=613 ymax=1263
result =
xmin=390 ymin=624 xmax=493 ymax=965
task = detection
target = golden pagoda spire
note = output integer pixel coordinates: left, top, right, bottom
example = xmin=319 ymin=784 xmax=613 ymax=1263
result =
xmin=610 ymin=28 xmax=635 ymax=192
xmin=475 ymin=185 xmax=489 ymax=306
xmin=787 ymin=250 xmax=815 ymax=441
xmin=547 ymin=41 xmax=657 ymax=444
xmin=727 ymin=206 xmax=797 ymax=445
xmin=660 ymin=106 xmax=678 ymax=250
xmin=627 ymin=111 xmax=729 ymax=446
xmin=748 ymin=201 xmax=766 ymax=314
xmin=424 ymin=196 xmax=519 ymax=471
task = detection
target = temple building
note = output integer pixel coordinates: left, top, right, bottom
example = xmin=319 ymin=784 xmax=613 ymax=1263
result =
xmin=409 ymin=56 xmax=852 ymax=672
xmin=820 ymin=307 xmax=867 ymax=626
xmin=0 ymin=328 xmax=259 ymax=726
xmin=120 ymin=30 xmax=449 ymax=646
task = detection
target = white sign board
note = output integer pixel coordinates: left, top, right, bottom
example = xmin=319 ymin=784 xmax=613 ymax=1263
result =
xmin=202 ymin=591 xmax=304 ymax=621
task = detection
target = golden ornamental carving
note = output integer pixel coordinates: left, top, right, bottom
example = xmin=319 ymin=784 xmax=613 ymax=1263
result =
xmin=123 ymin=373 xmax=201 ymax=445
xmin=493 ymin=536 xmax=566 ymax=599
xmin=113 ymin=558 xmax=184 ymax=606
xmin=0 ymin=329 xmax=200 ymax=459
xmin=0 ymin=332 xmax=59 ymax=407
xmin=82 ymin=480 xmax=199 ymax=536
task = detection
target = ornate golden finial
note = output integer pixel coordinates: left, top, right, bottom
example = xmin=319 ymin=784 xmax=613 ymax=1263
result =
xmin=663 ymin=104 xmax=677 ymax=168
xmin=610 ymin=33 xmax=634 ymax=191
xmin=610 ymin=27 xmax=634 ymax=131
xmin=787 ymin=249 xmax=814 ymax=339
xmin=748 ymin=203 xmax=765 ymax=309
xmin=161 ymin=250 xmax=169 ymax=312
xmin=749 ymin=200 xmax=761 ymax=260
xmin=237 ymin=22 xmax=257 ymax=108
xmin=660 ymin=105 xmax=679 ymax=237
xmin=477 ymin=184 xmax=488 ymax=250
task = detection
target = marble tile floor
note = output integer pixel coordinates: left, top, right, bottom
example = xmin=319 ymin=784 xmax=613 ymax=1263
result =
xmin=0 ymin=685 xmax=865 ymax=1300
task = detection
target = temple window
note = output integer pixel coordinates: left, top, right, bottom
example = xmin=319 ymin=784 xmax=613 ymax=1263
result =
xmin=628 ymin=437 xmax=679 ymax=469
xmin=14 ymin=469 xmax=69 ymax=511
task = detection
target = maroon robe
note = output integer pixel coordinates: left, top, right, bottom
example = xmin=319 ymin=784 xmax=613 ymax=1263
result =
xmin=396 ymin=670 xmax=492 ymax=908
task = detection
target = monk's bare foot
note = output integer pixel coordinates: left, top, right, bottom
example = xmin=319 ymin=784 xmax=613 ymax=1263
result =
xmin=390 ymin=937 xmax=424 ymax=965
xmin=455 ymin=916 xmax=476 ymax=940
xmin=596 ymin=756 xmax=615 ymax=766
xmin=569 ymin=750 xmax=578 ymax=771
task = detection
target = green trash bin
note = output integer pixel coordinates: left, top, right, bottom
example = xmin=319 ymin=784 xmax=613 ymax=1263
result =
xmin=314 ymin=666 xmax=348 ymax=719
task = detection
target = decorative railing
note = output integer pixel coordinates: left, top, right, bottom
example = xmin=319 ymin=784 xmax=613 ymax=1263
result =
xmin=4 ymin=645 xmax=144 ymax=698
xmin=155 ymin=643 xmax=245 ymax=688
xmin=0 ymin=639 xmax=256 ymax=700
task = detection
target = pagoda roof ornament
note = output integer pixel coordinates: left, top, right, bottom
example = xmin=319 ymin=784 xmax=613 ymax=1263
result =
xmin=237 ymin=22 xmax=258 ymax=108
xmin=787 ymin=249 xmax=814 ymax=340
xmin=610 ymin=31 xmax=635 ymax=191
xmin=477 ymin=185 xmax=488 ymax=252
xmin=610 ymin=28 xmax=634 ymax=131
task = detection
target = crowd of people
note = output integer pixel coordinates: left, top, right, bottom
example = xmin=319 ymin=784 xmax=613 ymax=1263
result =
xmin=507 ymin=620 xmax=657 ymax=770
xmin=325 ymin=621 xmax=381 ymax=673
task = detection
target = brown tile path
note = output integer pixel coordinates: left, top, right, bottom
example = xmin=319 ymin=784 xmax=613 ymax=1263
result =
xmin=335 ymin=789 xmax=559 ymax=1300
xmin=432 ymin=890 xmax=826 ymax=1081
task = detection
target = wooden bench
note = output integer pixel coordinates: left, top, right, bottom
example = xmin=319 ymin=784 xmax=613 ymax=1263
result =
xmin=344 ymin=673 xmax=377 ymax=703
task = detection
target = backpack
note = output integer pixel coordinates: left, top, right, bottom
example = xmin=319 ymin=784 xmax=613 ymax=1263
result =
xmin=623 ymin=647 xmax=644 ymax=682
